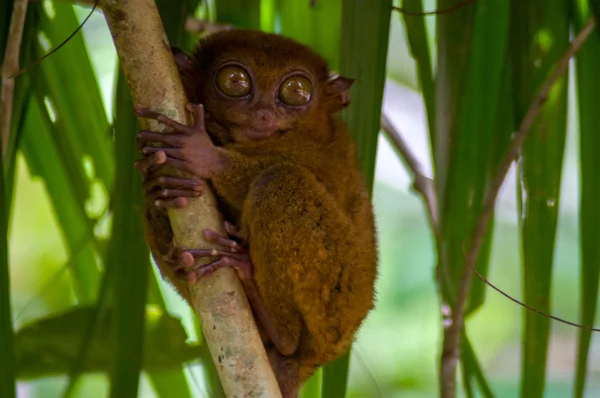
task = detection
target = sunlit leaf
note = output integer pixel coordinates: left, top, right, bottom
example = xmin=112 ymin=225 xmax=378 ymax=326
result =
xmin=21 ymin=95 xmax=100 ymax=303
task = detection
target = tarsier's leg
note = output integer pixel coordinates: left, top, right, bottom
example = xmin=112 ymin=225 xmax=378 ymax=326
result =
xmin=242 ymin=164 xmax=371 ymax=364
xmin=165 ymin=229 xmax=299 ymax=356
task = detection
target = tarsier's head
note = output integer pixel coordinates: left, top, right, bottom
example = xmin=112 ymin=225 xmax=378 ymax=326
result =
xmin=174 ymin=29 xmax=354 ymax=144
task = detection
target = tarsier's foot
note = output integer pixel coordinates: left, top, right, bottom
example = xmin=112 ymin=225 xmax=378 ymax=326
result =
xmin=164 ymin=228 xmax=252 ymax=285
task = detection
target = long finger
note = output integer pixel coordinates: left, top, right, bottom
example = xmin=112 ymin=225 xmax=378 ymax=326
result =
xmin=143 ymin=175 xmax=203 ymax=192
xmin=150 ymin=189 xmax=202 ymax=203
xmin=154 ymin=196 xmax=190 ymax=209
xmin=142 ymin=146 xmax=184 ymax=159
xmin=186 ymin=103 xmax=205 ymax=130
xmin=134 ymin=105 xmax=194 ymax=135
xmin=134 ymin=151 xmax=167 ymax=175
xmin=137 ymin=130 xmax=184 ymax=148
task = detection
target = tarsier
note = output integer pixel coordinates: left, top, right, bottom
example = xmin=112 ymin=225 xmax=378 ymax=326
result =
xmin=133 ymin=29 xmax=378 ymax=397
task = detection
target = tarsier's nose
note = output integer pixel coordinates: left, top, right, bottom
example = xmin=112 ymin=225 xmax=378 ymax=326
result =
xmin=256 ymin=109 xmax=275 ymax=123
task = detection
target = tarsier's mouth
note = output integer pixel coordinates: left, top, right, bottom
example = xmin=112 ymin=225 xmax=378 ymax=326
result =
xmin=243 ymin=128 xmax=276 ymax=140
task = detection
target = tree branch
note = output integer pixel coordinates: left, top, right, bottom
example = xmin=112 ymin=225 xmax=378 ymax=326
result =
xmin=98 ymin=0 xmax=281 ymax=396
xmin=1 ymin=0 xmax=28 ymax=159
xmin=380 ymin=112 xmax=438 ymax=237
xmin=440 ymin=16 xmax=597 ymax=398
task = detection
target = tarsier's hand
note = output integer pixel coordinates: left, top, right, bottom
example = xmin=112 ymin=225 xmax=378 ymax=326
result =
xmin=133 ymin=103 xmax=224 ymax=209
xmin=134 ymin=103 xmax=224 ymax=180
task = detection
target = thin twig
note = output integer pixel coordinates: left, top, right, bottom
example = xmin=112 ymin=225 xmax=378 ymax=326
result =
xmin=11 ymin=0 xmax=99 ymax=79
xmin=380 ymin=112 xmax=438 ymax=236
xmin=392 ymin=0 xmax=476 ymax=17
xmin=439 ymin=16 xmax=597 ymax=398
xmin=1 ymin=0 xmax=29 ymax=159
xmin=463 ymin=243 xmax=600 ymax=332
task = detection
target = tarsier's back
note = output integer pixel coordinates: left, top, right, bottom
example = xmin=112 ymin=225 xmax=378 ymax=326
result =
xmin=138 ymin=29 xmax=378 ymax=398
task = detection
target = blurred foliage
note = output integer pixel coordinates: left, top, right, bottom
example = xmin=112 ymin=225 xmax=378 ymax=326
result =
xmin=2 ymin=0 xmax=600 ymax=397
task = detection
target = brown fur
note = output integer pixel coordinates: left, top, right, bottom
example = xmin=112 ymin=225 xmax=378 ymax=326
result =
xmin=142 ymin=29 xmax=378 ymax=397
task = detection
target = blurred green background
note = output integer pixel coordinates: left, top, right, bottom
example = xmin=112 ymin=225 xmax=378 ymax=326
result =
xmin=5 ymin=0 xmax=600 ymax=397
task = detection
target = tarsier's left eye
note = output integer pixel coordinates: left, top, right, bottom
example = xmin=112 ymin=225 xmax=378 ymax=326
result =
xmin=278 ymin=75 xmax=313 ymax=106
xmin=216 ymin=65 xmax=252 ymax=98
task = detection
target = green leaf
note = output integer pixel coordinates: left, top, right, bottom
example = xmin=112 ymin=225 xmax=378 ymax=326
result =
xmin=157 ymin=0 xmax=202 ymax=49
xmin=21 ymin=95 xmax=100 ymax=303
xmin=107 ymin=69 xmax=151 ymax=398
xmin=215 ymin=0 xmax=261 ymax=29
xmin=276 ymin=0 xmax=342 ymax=70
xmin=62 ymin=265 xmax=112 ymax=398
xmin=301 ymin=367 xmax=322 ymax=398
xmin=589 ymin=0 xmax=600 ymax=37
xmin=14 ymin=306 xmax=203 ymax=379
xmin=338 ymin=0 xmax=392 ymax=193
xmin=321 ymin=353 xmax=350 ymax=398
xmin=461 ymin=334 xmax=494 ymax=398
xmin=510 ymin=1 xmax=570 ymax=396
xmin=399 ymin=0 xmax=435 ymax=147
xmin=435 ymin=0 xmax=510 ymax=304
xmin=321 ymin=2 xmax=392 ymax=396
xmin=467 ymin=60 xmax=514 ymax=314
xmin=573 ymin=1 xmax=600 ymax=397
xmin=36 ymin=3 xmax=114 ymax=190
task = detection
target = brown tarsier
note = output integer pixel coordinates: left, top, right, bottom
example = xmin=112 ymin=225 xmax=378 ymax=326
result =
xmin=134 ymin=29 xmax=378 ymax=397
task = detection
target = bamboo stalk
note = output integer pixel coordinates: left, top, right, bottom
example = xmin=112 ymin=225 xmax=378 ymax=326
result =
xmin=1 ymin=0 xmax=28 ymax=159
xmin=98 ymin=1 xmax=280 ymax=396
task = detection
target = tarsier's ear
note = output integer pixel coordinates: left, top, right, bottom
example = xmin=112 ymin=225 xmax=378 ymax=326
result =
xmin=171 ymin=46 xmax=195 ymax=75
xmin=326 ymin=74 xmax=355 ymax=111
xmin=171 ymin=47 xmax=199 ymax=102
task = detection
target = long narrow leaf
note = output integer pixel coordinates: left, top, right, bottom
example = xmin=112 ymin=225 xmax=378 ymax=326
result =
xmin=108 ymin=67 xmax=151 ymax=398
xmin=36 ymin=3 xmax=114 ymax=189
xmin=21 ymin=93 xmax=99 ymax=303
xmin=277 ymin=0 xmax=342 ymax=70
xmin=510 ymin=1 xmax=570 ymax=396
xmin=321 ymin=1 xmax=392 ymax=396
xmin=399 ymin=0 xmax=435 ymax=147
xmin=573 ymin=1 xmax=600 ymax=396
xmin=215 ymin=0 xmax=261 ymax=29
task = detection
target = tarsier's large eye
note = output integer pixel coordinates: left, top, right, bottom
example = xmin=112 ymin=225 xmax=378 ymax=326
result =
xmin=216 ymin=65 xmax=252 ymax=98
xmin=278 ymin=75 xmax=313 ymax=106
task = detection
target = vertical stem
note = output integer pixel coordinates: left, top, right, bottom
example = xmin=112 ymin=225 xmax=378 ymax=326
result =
xmin=99 ymin=0 xmax=280 ymax=396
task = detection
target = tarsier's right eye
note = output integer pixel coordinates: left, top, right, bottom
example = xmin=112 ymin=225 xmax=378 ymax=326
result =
xmin=216 ymin=65 xmax=252 ymax=98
